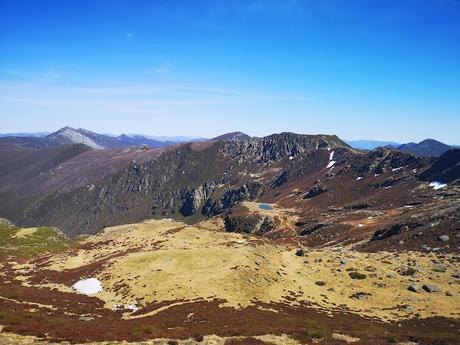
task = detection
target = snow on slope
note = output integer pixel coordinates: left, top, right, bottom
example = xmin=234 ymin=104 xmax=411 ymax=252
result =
xmin=326 ymin=149 xmax=336 ymax=169
xmin=429 ymin=181 xmax=447 ymax=190
xmin=329 ymin=150 xmax=335 ymax=160
xmin=326 ymin=160 xmax=336 ymax=169
xmin=72 ymin=278 xmax=103 ymax=295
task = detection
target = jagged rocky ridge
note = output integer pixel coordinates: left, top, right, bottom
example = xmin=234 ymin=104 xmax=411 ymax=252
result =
xmin=15 ymin=133 xmax=347 ymax=235
xmin=9 ymin=133 xmax=460 ymax=239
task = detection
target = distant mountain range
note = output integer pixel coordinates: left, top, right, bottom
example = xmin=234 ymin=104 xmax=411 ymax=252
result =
xmin=345 ymin=140 xmax=400 ymax=150
xmin=397 ymin=139 xmax=453 ymax=157
xmin=0 ymin=131 xmax=50 ymax=138
xmin=0 ymin=128 xmax=456 ymax=157
xmin=0 ymin=127 xmax=180 ymax=149
xmin=346 ymin=138 xmax=455 ymax=157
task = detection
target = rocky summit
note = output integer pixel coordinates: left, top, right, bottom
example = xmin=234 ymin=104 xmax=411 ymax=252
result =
xmin=0 ymin=131 xmax=459 ymax=345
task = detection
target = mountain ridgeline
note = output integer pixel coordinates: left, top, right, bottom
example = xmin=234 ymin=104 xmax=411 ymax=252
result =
xmin=397 ymin=138 xmax=453 ymax=157
xmin=11 ymin=133 xmax=348 ymax=235
xmin=1 ymin=130 xmax=459 ymax=244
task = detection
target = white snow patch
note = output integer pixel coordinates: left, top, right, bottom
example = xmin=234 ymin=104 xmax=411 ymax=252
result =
xmin=392 ymin=167 xmax=403 ymax=172
xmin=329 ymin=151 xmax=335 ymax=161
xmin=72 ymin=278 xmax=102 ymax=295
xmin=289 ymin=156 xmax=294 ymax=160
xmin=124 ymin=304 xmax=139 ymax=312
xmin=326 ymin=160 xmax=336 ymax=169
xmin=112 ymin=304 xmax=139 ymax=312
xmin=374 ymin=173 xmax=380 ymax=177
xmin=356 ymin=176 xmax=363 ymax=180
xmin=358 ymin=224 xmax=364 ymax=228
xmin=429 ymin=181 xmax=447 ymax=190
xmin=412 ymin=169 xmax=417 ymax=173
xmin=384 ymin=186 xmax=392 ymax=189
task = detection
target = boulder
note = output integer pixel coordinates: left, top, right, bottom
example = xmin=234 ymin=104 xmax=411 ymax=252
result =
xmin=400 ymin=267 xmax=417 ymax=276
xmin=295 ymin=249 xmax=305 ymax=257
xmin=349 ymin=272 xmax=367 ymax=280
xmin=339 ymin=258 xmax=348 ymax=265
xmin=407 ymin=284 xmax=419 ymax=293
xmin=349 ymin=292 xmax=371 ymax=300
xmin=438 ymin=235 xmax=449 ymax=242
xmin=422 ymin=284 xmax=440 ymax=293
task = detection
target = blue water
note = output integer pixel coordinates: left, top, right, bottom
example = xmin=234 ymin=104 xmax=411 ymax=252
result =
xmin=259 ymin=203 xmax=273 ymax=211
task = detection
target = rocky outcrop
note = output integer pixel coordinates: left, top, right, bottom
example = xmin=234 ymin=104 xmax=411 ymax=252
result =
xmin=202 ymin=182 xmax=264 ymax=216
xmin=351 ymin=148 xmax=425 ymax=175
xmin=299 ymin=223 xmax=325 ymax=236
xmin=219 ymin=132 xmax=349 ymax=164
xmin=224 ymin=211 xmax=279 ymax=235
xmin=304 ymin=185 xmax=327 ymax=199
xmin=0 ymin=218 xmax=14 ymax=226
xmin=370 ymin=224 xmax=410 ymax=241
xmin=179 ymin=183 xmax=216 ymax=216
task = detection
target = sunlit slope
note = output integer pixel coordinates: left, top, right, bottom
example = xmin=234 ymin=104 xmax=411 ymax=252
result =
xmin=22 ymin=219 xmax=459 ymax=322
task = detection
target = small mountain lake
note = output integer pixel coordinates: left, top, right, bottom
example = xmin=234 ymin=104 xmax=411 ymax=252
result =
xmin=259 ymin=203 xmax=273 ymax=211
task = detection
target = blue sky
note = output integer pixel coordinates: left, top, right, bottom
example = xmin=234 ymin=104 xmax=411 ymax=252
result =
xmin=0 ymin=0 xmax=459 ymax=143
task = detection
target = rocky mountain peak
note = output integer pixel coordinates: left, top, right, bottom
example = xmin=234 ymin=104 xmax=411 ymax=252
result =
xmin=47 ymin=127 xmax=104 ymax=149
xmin=212 ymin=132 xmax=251 ymax=141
